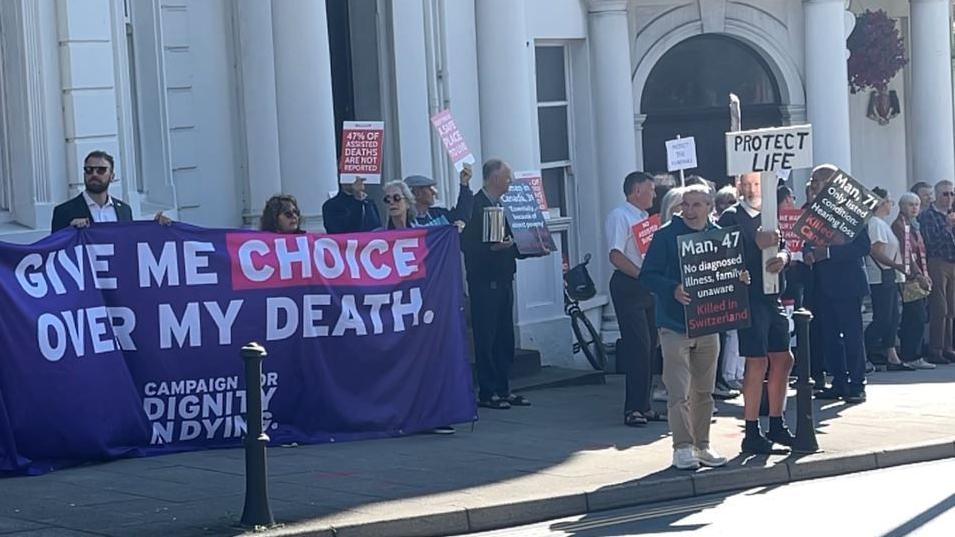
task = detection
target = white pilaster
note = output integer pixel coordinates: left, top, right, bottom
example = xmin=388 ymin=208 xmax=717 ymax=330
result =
xmin=392 ymin=0 xmax=434 ymax=179
xmin=236 ymin=0 xmax=282 ymax=227
xmin=588 ymin=0 xmax=637 ymax=226
xmin=475 ymin=0 xmax=536 ymax=171
xmin=271 ymin=0 xmax=339 ymax=231
xmin=803 ymin=0 xmax=852 ymax=172
xmin=910 ymin=0 xmax=955 ymax=182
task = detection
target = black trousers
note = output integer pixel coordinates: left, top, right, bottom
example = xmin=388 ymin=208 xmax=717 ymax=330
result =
xmin=610 ymin=271 xmax=656 ymax=413
xmin=469 ymin=279 xmax=515 ymax=401
xmin=865 ymin=280 xmax=900 ymax=355
xmin=900 ymin=298 xmax=927 ymax=362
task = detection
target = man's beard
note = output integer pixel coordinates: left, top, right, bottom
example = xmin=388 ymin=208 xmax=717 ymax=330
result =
xmin=85 ymin=180 xmax=109 ymax=194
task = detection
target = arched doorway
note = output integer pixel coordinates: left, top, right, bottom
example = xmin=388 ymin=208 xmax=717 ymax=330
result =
xmin=641 ymin=35 xmax=783 ymax=187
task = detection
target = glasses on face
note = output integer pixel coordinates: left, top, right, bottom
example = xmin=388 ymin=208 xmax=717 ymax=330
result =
xmin=383 ymin=194 xmax=404 ymax=204
xmin=942 ymin=192 xmax=955 ymax=198
xmin=83 ymin=166 xmax=109 ymax=175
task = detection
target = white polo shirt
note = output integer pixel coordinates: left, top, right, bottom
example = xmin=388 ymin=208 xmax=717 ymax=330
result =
xmin=605 ymin=202 xmax=649 ymax=269
xmin=83 ymin=191 xmax=118 ymax=223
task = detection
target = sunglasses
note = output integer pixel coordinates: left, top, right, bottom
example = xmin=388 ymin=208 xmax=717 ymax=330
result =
xmin=942 ymin=192 xmax=955 ymax=197
xmin=383 ymin=194 xmax=405 ymax=204
xmin=83 ymin=166 xmax=110 ymax=175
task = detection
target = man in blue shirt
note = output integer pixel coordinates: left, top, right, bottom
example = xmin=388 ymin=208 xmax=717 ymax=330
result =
xmin=405 ymin=164 xmax=474 ymax=229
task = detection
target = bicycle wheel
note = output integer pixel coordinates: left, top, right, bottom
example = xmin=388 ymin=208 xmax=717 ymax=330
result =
xmin=570 ymin=310 xmax=607 ymax=371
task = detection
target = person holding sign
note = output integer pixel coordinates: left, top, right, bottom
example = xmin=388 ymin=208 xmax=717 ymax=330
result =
xmin=640 ymin=185 xmax=729 ymax=469
xmin=805 ymin=165 xmax=872 ymax=404
xmin=321 ymin=177 xmax=382 ymax=234
xmin=717 ymin=172 xmax=795 ymax=453
xmin=604 ymin=171 xmax=663 ymax=427
xmin=461 ymin=159 xmax=546 ymax=410
xmin=406 ymin=164 xmax=474 ymax=229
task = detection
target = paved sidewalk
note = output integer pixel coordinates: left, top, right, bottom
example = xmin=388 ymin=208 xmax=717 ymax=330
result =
xmin=1 ymin=368 xmax=954 ymax=537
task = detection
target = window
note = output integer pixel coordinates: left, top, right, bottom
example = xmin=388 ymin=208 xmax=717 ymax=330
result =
xmin=535 ymin=45 xmax=572 ymax=217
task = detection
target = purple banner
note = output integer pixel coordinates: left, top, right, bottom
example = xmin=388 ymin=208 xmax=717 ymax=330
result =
xmin=0 ymin=223 xmax=476 ymax=475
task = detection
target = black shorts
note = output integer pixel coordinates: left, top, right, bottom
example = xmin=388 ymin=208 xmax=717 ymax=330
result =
xmin=737 ymin=296 xmax=790 ymax=357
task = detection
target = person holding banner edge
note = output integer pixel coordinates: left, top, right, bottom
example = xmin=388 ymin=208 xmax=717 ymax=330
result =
xmin=605 ymin=171 xmax=664 ymax=427
xmin=717 ymin=172 xmax=795 ymax=453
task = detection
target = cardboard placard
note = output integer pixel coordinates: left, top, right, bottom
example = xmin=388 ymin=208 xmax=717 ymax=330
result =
xmin=793 ymin=167 xmax=881 ymax=247
xmin=339 ymin=121 xmax=385 ymax=183
xmin=725 ymin=124 xmax=813 ymax=176
xmin=501 ymin=174 xmax=557 ymax=256
xmin=430 ymin=110 xmax=475 ymax=172
xmin=632 ymin=214 xmax=661 ymax=255
xmin=666 ymin=137 xmax=698 ymax=172
xmin=678 ymin=226 xmax=752 ymax=338
xmin=778 ymin=207 xmax=804 ymax=261
xmin=514 ymin=171 xmax=549 ymax=215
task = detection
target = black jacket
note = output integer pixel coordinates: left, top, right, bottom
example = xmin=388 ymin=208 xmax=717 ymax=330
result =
xmin=51 ymin=193 xmax=133 ymax=233
xmin=322 ymin=191 xmax=382 ymax=234
xmin=413 ymin=186 xmax=474 ymax=227
xmin=461 ymin=189 xmax=521 ymax=284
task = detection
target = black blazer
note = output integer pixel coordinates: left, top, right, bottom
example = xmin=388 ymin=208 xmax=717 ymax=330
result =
xmin=51 ymin=193 xmax=133 ymax=233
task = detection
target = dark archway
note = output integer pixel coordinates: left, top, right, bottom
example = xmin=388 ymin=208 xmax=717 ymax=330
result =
xmin=641 ymin=35 xmax=783 ymax=187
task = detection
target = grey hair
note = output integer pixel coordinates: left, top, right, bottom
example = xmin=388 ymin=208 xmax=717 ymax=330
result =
xmin=482 ymin=158 xmax=507 ymax=183
xmin=683 ymin=183 xmax=714 ymax=204
xmin=383 ymin=180 xmax=415 ymax=207
xmin=660 ymin=188 xmax=684 ymax=224
xmin=715 ymin=184 xmax=738 ymax=206
xmin=935 ymin=180 xmax=954 ymax=194
xmin=898 ymin=191 xmax=921 ymax=207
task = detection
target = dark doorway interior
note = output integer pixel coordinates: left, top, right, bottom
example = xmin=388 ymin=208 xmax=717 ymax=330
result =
xmin=641 ymin=35 xmax=783 ymax=188
xmin=326 ymin=0 xmax=355 ymax=157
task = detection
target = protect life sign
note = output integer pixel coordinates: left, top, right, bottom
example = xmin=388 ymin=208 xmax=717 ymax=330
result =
xmin=725 ymin=125 xmax=813 ymax=175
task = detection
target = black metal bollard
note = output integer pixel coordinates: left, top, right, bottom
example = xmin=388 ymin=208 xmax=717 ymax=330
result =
xmin=792 ymin=309 xmax=819 ymax=453
xmin=240 ymin=342 xmax=275 ymax=527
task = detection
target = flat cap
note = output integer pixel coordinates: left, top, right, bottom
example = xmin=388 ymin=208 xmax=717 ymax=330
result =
xmin=404 ymin=175 xmax=437 ymax=188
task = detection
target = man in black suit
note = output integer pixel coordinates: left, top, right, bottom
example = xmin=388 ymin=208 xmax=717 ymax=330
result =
xmin=460 ymin=159 xmax=547 ymax=409
xmin=51 ymin=151 xmax=135 ymax=232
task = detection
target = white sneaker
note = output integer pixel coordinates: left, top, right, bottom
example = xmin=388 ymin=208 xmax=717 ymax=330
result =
xmin=911 ymin=358 xmax=937 ymax=370
xmin=672 ymin=446 xmax=700 ymax=470
xmin=693 ymin=446 xmax=727 ymax=467
xmin=653 ymin=388 xmax=669 ymax=402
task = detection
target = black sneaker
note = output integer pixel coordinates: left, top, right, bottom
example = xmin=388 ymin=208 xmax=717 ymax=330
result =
xmin=432 ymin=425 xmax=456 ymax=435
xmin=766 ymin=426 xmax=796 ymax=447
xmin=741 ymin=434 xmax=775 ymax=454
xmin=814 ymin=387 xmax=843 ymax=400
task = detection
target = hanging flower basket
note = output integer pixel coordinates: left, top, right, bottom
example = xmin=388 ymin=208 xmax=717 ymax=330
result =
xmin=847 ymin=9 xmax=907 ymax=125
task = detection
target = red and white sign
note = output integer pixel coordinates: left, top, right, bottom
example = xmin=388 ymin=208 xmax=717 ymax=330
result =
xmin=514 ymin=170 xmax=549 ymax=215
xmin=778 ymin=207 xmax=804 ymax=260
xmin=339 ymin=121 xmax=385 ymax=184
xmin=632 ymin=214 xmax=661 ymax=255
xmin=430 ymin=110 xmax=475 ymax=172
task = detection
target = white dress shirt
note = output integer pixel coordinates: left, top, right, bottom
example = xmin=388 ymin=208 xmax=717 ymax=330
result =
xmin=82 ymin=191 xmax=118 ymax=223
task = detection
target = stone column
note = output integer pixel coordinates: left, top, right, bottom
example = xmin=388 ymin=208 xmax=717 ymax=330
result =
xmin=271 ymin=0 xmax=340 ymax=230
xmin=910 ymin=0 xmax=955 ymax=182
xmin=803 ymin=0 xmax=852 ymax=172
xmin=236 ymin=0 xmax=282 ymax=227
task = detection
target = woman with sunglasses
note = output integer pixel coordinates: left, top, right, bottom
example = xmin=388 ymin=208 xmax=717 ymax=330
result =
xmin=382 ymin=181 xmax=418 ymax=230
xmin=260 ymin=194 xmax=303 ymax=234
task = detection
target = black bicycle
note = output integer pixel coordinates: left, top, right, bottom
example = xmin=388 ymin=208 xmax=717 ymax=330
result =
xmin=563 ymin=254 xmax=607 ymax=371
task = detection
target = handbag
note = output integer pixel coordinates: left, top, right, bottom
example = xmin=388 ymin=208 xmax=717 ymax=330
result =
xmin=900 ymin=223 xmax=931 ymax=303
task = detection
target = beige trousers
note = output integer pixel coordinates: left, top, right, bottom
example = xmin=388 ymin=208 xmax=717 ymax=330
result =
xmin=659 ymin=328 xmax=720 ymax=449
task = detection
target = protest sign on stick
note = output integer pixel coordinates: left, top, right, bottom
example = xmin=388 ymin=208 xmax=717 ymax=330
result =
xmin=430 ymin=110 xmax=475 ymax=173
xmin=792 ymin=167 xmax=881 ymax=247
xmin=725 ymin=121 xmax=814 ymax=295
xmin=501 ymin=172 xmax=556 ymax=256
xmin=666 ymin=135 xmax=697 ymax=185
xmin=678 ymin=226 xmax=751 ymax=338
xmin=339 ymin=121 xmax=384 ymax=184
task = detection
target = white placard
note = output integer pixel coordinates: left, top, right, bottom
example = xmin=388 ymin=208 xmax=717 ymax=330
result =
xmin=665 ymin=137 xmax=698 ymax=172
xmin=725 ymin=124 xmax=813 ymax=176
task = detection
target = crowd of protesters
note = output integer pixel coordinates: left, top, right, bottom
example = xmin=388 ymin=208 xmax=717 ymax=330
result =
xmin=61 ymin=149 xmax=953 ymax=467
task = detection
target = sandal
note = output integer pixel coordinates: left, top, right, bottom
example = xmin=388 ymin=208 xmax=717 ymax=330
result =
xmin=642 ymin=409 xmax=667 ymax=422
xmin=478 ymin=396 xmax=511 ymax=410
xmin=624 ymin=410 xmax=648 ymax=427
xmin=503 ymin=394 xmax=531 ymax=406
